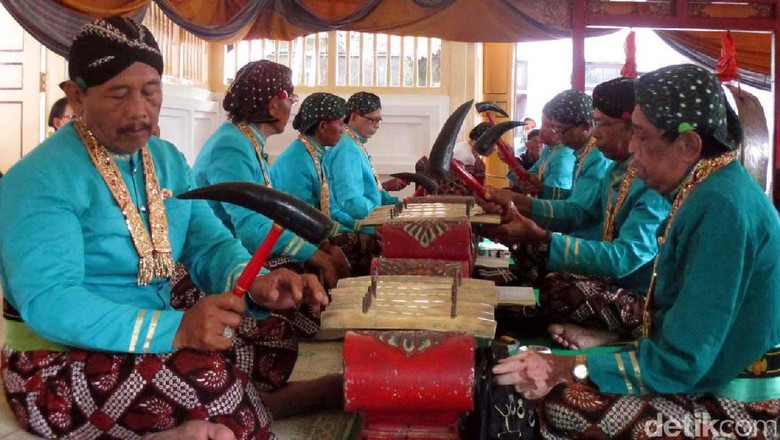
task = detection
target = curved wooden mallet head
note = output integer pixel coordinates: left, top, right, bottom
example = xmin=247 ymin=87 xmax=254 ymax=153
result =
xmin=178 ymin=182 xmax=337 ymax=244
xmin=475 ymin=101 xmax=509 ymax=118
xmin=390 ymin=172 xmax=439 ymax=193
xmin=473 ymin=120 xmax=526 ymax=156
xmin=427 ymin=99 xmax=474 ymax=180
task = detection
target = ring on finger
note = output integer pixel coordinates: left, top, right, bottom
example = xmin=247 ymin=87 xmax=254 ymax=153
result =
xmin=222 ymin=325 xmax=235 ymax=339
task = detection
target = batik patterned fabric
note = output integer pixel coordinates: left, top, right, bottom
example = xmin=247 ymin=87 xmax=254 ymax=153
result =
xmin=539 ymin=382 xmax=780 ymax=439
xmin=328 ymin=232 xmax=382 ymax=277
xmin=68 ymin=17 xmax=163 ymax=88
xmin=1 ymin=346 xmax=275 ymax=440
xmin=635 ymin=63 xmax=741 ymax=151
xmin=169 ymin=263 xmax=318 ymax=390
xmin=223 ymin=60 xmax=294 ymax=123
xmin=292 ymin=93 xmax=347 ymax=133
xmin=540 ymin=272 xmax=644 ymax=338
xmin=544 ymin=89 xmax=593 ymax=125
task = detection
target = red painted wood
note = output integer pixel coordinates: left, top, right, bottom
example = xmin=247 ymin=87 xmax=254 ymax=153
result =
xmin=572 ymin=0 xmax=586 ymax=91
xmin=381 ymin=218 xmax=473 ymax=277
xmin=583 ymin=14 xmax=776 ymax=31
xmin=344 ymin=330 xmax=475 ymax=440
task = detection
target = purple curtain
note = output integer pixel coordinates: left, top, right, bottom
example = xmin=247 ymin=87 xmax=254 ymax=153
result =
xmin=154 ymin=0 xmax=267 ymax=40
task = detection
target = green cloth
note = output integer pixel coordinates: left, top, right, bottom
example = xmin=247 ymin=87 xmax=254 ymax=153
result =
xmin=588 ymin=161 xmax=780 ymax=401
xmin=543 ymin=89 xmax=593 ymax=125
xmin=592 ymin=77 xmax=635 ymax=120
xmin=293 ymin=92 xmax=347 ymax=133
xmin=193 ymin=122 xmax=318 ymax=262
xmin=345 ymin=92 xmax=381 ymax=115
xmin=636 ymin=64 xmax=741 ymax=152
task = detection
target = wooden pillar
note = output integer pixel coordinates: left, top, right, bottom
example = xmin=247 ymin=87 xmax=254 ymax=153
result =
xmin=482 ymin=42 xmax=514 ymax=188
xmin=571 ymin=0 xmax=586 ymax=91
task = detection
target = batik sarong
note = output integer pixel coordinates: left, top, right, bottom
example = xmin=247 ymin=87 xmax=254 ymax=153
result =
xmin=1 ymin=345 xmax=274 ymax=440
xmin=170 ymin=264 xmax=317 ymax=390
xmin=328 ymin=232 xmax=381 ymax=277
xmin=539 ymin=272 xmax=644 ymax=338
xmin=538 ymin=381 xmax=780 ymax=439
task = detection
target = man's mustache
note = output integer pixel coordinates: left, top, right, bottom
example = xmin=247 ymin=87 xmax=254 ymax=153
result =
xmin=118 ymin=123 xmax=152 ymax=135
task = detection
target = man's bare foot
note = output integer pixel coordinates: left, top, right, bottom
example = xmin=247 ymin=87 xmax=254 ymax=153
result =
xmin=548 ymin=323 xmax=619 ymax=350
xmin=260 ymin=373 xmax=344 ymax=420
xmin=144 ymin=420 xmax=236 ymax=440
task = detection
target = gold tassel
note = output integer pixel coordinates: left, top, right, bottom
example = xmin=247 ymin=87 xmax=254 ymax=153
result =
xmin=138 ymin=254 xmax=155 ymax=285
xmin=153 ymin=252 xmax=176 ymax=280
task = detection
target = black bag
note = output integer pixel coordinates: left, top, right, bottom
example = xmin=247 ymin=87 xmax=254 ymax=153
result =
xmin=461 ymin=342 xmax=538 ymax=439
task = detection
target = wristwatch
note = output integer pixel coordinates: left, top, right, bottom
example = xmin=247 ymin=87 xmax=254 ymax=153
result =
xmin=526 ymin=230 xmax=552 ymax=264
xmin=573 ymin=354 xmax=589 ymax=382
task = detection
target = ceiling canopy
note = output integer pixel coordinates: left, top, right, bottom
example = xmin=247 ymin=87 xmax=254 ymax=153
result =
xmin=0 ymin=0 xmax=772 ymax=89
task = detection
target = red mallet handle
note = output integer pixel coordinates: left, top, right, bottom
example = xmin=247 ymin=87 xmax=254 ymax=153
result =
xmin=450 ymin=159 xmax=487 ymax=199
xmin=231 ymin=223 xmax=285 ymax=298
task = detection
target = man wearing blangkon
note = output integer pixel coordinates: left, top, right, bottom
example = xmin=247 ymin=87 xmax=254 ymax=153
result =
xmin=0 ymin=17 xmax=327 ymax=439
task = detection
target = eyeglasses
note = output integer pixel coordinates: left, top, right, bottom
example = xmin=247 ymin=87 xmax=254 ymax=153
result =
xmin=360 ymin=114 xmax=383 ymax=125
xmin=549 ymin=124 xmax=573 ymax=135
xmin=61 ymin=114 xmax=78 ymax=120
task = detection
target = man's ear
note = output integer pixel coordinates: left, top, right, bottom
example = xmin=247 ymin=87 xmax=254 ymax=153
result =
xmin=268 ymin=96 xmax=282 ymax=119
xmin=61 ymin=80 xmax=85 ymax=116
xmin=678 ymin=130 xmax=703 ymax=162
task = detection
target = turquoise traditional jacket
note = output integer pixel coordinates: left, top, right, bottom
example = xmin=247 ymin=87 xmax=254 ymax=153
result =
xmin=540 ymin=141 xmax=612 ymax=202
xmin=193 ymin=122 xmax=317 ymax=262
xmin=535 ymin=159 xmax=670 ymax=292
xmin=271 ymin=135 xmax=326 ymax=209
xmin=533 ymin=143 xmax=612 ymax=240
xmin=589 ymin=161 xmax=780 ymax=401
xmin=528 ymin=144 xmax=576 ymax=195
xmin=271 ymin=135 xmax=355 ymax=233
xmin=323 ymin=128 xmax=399 ymax=226
xmin=0 ymin=125 xmax=261 ymax=354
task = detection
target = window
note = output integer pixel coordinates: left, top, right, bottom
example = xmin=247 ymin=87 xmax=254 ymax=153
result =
xmin=143 ymin=4 xmax=206 ymax=85
xmin=584 ymin=62 xmax=624 ymax=92
xmin=224 ymin=31 xmax=442 ymax=89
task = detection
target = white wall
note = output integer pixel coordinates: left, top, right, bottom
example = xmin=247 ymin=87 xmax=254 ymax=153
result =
xmin=158 ymin=86 xmax=452 ymax=199
xmin=158 ymin=83 xmax=222 ymax=163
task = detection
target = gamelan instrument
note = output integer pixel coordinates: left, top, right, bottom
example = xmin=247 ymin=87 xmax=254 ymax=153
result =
xmin=321 ymin=272 xmax=497 ymax=338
